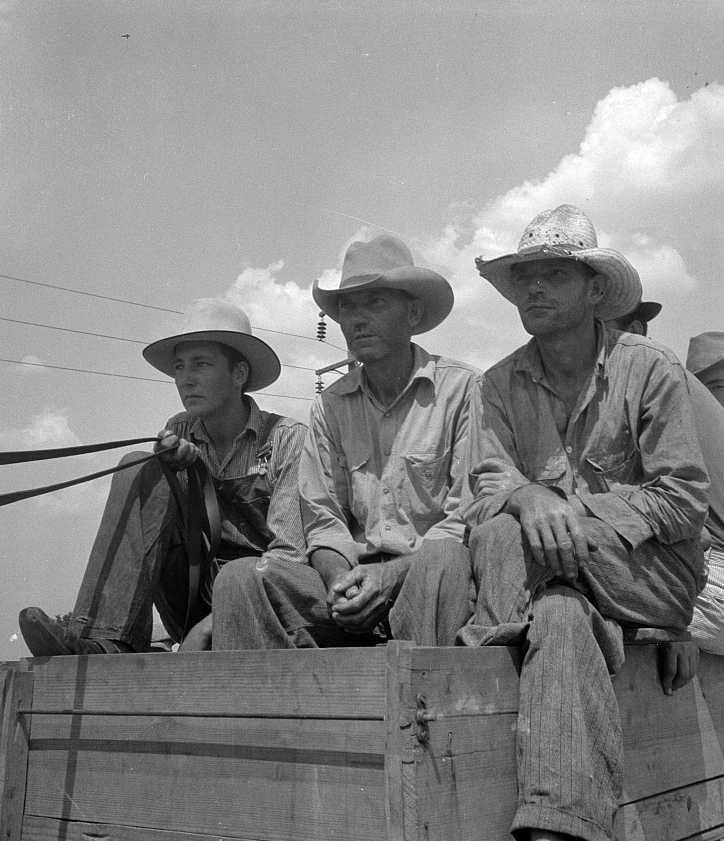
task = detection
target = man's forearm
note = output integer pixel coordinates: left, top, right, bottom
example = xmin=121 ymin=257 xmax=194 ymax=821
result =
xmin=310 ymin=548 xmax=352 ymax=591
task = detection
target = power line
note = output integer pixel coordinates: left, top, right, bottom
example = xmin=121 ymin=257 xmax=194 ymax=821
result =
xmin=0 ymin=272 xmax=346 ymax=351
xmin=0 ymin=316 xmax=319 ymax=372
xmin=0 ymin=357 xmax=313 ymax=401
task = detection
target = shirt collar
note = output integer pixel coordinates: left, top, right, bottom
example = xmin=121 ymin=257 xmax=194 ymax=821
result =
xmin=187 ymin=395 xmax=263 ymax=445
xmin=335 ymin=343 xmax=436 ymax=396
xmin=514 ymin=320 xmax=609 ymax=384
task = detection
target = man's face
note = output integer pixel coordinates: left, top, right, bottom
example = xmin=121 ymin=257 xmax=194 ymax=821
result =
xmin=172 ymin=341 xmax=247 ymax=418
xmin=510 ymin=258 xmax=601 ymax=337
xmin=337 ymin=288 xmax=422 ymax=364
xmin=700 ymin=360 xmax=724 ymax=407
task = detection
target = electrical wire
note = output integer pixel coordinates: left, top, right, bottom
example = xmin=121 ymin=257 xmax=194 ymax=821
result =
xmin=0 ymin=316 xmax=318 ymax=371
xmin=0 ymin=272 xmax=346 ymax=350
xmin=0 ymin=357 xmax=313 ymax=400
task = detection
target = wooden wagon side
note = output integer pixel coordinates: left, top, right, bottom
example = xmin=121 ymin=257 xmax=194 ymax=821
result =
xmin=1 ymin=643 xmax=723 ymax=841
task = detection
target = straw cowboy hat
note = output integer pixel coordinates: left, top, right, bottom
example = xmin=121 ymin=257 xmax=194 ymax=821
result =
xmin=143 ymin=298 xmax=281 ymax=391
xmin=313 ymin=234 xmax=454 ymax=334
xmin=686 ymin=331 xmax=724 ymax=376
xmin=475 ymin=204 xmax=642 ymax=321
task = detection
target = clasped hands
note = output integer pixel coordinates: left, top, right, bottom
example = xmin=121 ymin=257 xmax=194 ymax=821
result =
xmin=326 ymin=558 xmax=407 ymax=633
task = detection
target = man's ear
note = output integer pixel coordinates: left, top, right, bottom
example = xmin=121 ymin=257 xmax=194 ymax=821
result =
xmin=233 ymin=359 xmax=250 ymax=391
xmin=589 ymin=274 xmax=606 ymax=306
xmin=408 ymin=298 xmax=424 ymax=331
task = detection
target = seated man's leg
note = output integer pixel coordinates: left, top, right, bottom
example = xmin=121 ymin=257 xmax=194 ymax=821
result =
xmin=513 ymin=586 xmax=623 ymax=841
xmin=212 ymin=557 xmax=354 ymax=649
xmin=689 ymin=547 xmax=724 ymax=655
xmin=389 ymin=538 xmax=473 ymax=646
xmin=21 ymin=454 xmax=177 ymax=655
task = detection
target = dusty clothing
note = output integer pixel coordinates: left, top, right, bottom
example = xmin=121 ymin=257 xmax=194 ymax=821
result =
xmin=461 ymin=324 xmax=709 ymax=841
xmin=72 ymin=398 xmax=306 ymax=650
xmin=213 ymin=539 xmax=472 ymax=649
xmin=300 ymin=343 xmax=479 ymax=566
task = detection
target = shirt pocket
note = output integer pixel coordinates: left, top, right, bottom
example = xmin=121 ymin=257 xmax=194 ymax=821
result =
xmin=401 ymin=449 xmax=452 ymax=526
xmin=585 ymin=448 xmax=640 ymax=492
xmin=344 ymin=453 xmax=372 ymax=526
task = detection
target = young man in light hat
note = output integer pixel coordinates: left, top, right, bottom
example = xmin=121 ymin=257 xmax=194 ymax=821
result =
xmin=687 ymin=331 xmax=724 ymax=407
xmin=607 ymin=304 xmax=724 ymax=661
xmin=461 ymin=205 xmax=709 ymax=841
xmin=19 ymin=299 xmax=307 ymax=655
xmin=212 ymin=234 xmax=478 ymax=649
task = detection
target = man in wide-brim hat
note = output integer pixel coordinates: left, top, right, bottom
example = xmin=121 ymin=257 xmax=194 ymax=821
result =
xmin=687 ymin=330 xmax=724 ymax=407
xmin=460 ymin=205 xmax=709 ymax=841
xmin=20 ymin=298 xmax=307 ymax=656
xmin=212 ymin=234 xmax=479 ymax=650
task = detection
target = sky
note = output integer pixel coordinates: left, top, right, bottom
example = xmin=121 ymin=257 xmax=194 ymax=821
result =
xmin=0 ymin=0 xmax=722 ymax=660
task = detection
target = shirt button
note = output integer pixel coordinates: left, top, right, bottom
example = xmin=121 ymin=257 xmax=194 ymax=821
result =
xmin=384 ymin=524 xmax=392 ymax=531
xmin=383 ymin=487 xmax=390 ymax=494
xmin=565 ymin=446 xmax=573 ymax=454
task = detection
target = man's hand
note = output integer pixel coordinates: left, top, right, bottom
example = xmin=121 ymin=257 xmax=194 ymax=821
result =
xmin=471 ymin=457 xmax=528 ymax=497
xmin=659 ymin=640 xmax=700 ymax=695
xmin=327 ymin=558 xmax=410 ymax=632
xmin=178 ymin=614 xmax=212 ymax=651
xmin=154 ymin=428 xmax=199 ymax=471
xmin=505 ymin=483 xmax=595 ymax=580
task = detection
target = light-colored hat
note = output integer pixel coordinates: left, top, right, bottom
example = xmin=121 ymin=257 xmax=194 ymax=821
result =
xmin=686 ymin=331 xmax=724 ymax=376
xmin=313 ymin=234 xmax=454 ymax=334
xmin=475 ymin=204 xmax=642 ymax=321
xmin=143 ymin=298 xmax=280 ymax=391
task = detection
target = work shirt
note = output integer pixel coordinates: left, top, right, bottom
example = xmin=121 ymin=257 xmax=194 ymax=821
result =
xmin=167 ymin=396 xmax=307 ymax=566
xmin=688 ymin=374 xmax=724 ymax=552
xmin=300 ymin=344 xmax=479 ymax=566
xmin=464 ymin=323 xmax=709 ymax=551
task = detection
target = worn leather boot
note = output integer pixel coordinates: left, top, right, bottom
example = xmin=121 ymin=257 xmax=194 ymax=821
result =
xmin=18 ymin=607 xmax=131 ymax=656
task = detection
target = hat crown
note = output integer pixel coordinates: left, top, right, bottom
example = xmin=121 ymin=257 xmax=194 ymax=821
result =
xmin=178 ymin=298 xmax=253 ymax=338
xmin=340 ymin=235 xmax=414 ymax=287
xmin=518 ymin=204 xmax=598 ymax=253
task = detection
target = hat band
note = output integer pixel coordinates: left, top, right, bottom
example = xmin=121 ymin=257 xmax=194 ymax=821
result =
xmin=518 ymin=243 xmax=586 ymax=257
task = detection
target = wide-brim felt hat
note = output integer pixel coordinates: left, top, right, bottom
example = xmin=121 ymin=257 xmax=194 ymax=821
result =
xmin=475 ymin=204 xmax=642 ymax=321
xmin=313 ymin=234 xmax=454 ymax=334
xmin=143 ymin=298 xmax=281 ymax=391
xmin=632 ymin=300 xmax=662 ymax=323
xmin=686 ymin=331 xmax=724 ymax=376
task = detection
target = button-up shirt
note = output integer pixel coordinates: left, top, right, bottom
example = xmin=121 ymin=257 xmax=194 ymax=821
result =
xmin=688 ymin=374 xmax=724 ymax=552
xmin=167 ymin=396 xmax=307 ymax=565
xmin=464 ymin=323 xmax=709 ymax=551
xmin=300 ymin=344 xmax=479 ymax=566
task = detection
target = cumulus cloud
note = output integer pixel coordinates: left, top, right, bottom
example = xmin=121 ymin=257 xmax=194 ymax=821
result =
xmin=19 ymin=354 xmax=49 ymax=373
xmin=0 ymin=409 xmax=80 ymax=450
xmin=413 ymin=78 xmax=724 ymax=368
xmin=0 ymin=1 xmax=17 ymax=38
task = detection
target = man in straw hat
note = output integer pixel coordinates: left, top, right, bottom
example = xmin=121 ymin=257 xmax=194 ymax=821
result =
xmin=212 ymin=234 xmax=478 ymax=649
xmin=19 ymin=298 xmax=307 ymax=656
xmin=460 ymin=205 xmax=709 ymax=841
xmin=606 ymin=305 xmax=724 ymax=662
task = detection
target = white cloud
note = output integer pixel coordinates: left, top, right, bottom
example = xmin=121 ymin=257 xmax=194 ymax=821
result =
xmin=19 ymin=354 xmax=49 ymax=374
xmin=0 ymin=409 xmax=79 ymax=450
xmin=0 ymin=1 xmax=17 ymax=38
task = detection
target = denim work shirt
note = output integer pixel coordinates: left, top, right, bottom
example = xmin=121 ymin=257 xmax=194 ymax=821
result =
xmin=299 ymin=344 xmax=480 ymax=566
xmin=464 ymin=324 xmax=709 ymax=552
xmin=166 ymin=396 xmax=307 ymax=565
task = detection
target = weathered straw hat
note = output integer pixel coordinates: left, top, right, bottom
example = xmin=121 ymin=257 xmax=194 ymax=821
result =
xmin=143 ymin=298 xmax=281 ymax=391
xmin=686 ymin=331 xmax=724 ymax=376
xmin=313 ymin=235 xmax=454 ymax=334
xmin=475 ymin=204 xmax=642 ymax=321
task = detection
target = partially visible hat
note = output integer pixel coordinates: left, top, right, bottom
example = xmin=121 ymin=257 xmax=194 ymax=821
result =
xmin=475 ymin=204 xmax=642 ymax=321
xmin=143 ymin=298 xmax=281 ymax=391
xmin=686 ymin=331 xmax=724 ymax=376
xmin=313 ymin=234 xmax=454 ymax=334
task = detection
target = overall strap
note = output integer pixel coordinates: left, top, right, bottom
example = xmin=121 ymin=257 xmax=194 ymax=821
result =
xmin=255 ymin=413 xmax=283 ymax=471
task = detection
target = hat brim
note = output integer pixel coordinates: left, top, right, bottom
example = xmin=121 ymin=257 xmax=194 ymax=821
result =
xmin=143 ymin=330 xmax=281 ymax=391
xmin=313 ymin=266 xmax=454 ymax=334
xmin=476 ymin=245 xmax=642 ymax=322
xmin=634 ymin=301 xmax=662 ymax=323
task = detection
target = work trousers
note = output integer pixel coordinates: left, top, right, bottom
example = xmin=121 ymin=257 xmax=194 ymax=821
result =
xmin=460 ymin=513 xmax=704 ymax=841
xmin=212 ymin=538 xmax=472 ymax=649
xmin=72 ymin=453 xmax=252 ymax=652
xmin=690 ymin=547 xmax=724 ymax=655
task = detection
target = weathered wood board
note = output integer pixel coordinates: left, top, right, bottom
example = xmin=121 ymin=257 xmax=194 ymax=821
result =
xmin=0 ymin=644 xmax=722 ymax=841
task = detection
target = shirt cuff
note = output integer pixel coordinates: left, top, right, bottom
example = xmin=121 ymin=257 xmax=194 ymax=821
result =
xmin=577 ymin=491 xmax=654 ymax=549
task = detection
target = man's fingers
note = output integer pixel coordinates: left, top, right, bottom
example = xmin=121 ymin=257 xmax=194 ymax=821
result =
xmin=660 ymin=644 xmax=676 ymax=695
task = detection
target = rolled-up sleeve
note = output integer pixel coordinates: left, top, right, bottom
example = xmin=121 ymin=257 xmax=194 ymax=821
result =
xmin=260 ymin=420 xmax=309 ymax=565
xmin=299 ymin=397 xmax=360 ymax=566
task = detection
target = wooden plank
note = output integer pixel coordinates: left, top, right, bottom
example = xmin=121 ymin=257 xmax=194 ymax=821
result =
xmin=23 ymin=814 xmax=264 ymax=840
xmin=409 ymin=645 xmax=521 ymax=717
xmin=0 ymin=668 xmax=33 ymax=841
xmin=29 ymin=648 xmax=388 ymax=718
xmin=24 ymin=746 xmax=385 ymax=841
xmin=414 ymin=714 xmax=518 ymax=841
xmin=614 ymin=775 xmax=724 ymax=841
xmin=616 ymin=649 xmax=724 ymax=803
xmin=383 ymin=641 xmax=415 ymax=841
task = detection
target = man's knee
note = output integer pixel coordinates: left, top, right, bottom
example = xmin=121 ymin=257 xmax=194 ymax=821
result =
xmin=213 ymin=556 xmax=264 ymax=604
